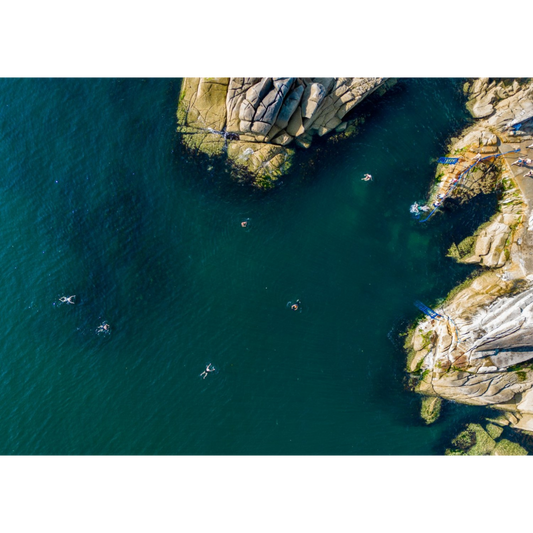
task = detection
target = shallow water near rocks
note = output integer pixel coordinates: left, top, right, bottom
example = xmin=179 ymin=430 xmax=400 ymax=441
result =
xmin=0 ymin=78 xmax=521 ymax=454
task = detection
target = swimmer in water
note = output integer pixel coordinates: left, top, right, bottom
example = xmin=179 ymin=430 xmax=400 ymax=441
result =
xmin=291 ymin=299 xmax=301 ymax=311
xmin=200 ymin=363 xmax=215 ymax=379
xmin=96 ymin=322 xmax=110 ymax=334
xmin=59 ymin=295 xmax=76 ymax=304
xmin=362 ymin=174 xmax=373 ymax=181
xmin=241 ymin=220 xmax=248 ymax=228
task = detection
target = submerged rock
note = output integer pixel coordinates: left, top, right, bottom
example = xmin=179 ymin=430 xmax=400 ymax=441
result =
xmin=420 ymin=396 xmax=442 ymax=425
xmin=445 ymin=422 xmax=527 ymax=455
xmin=177 ymin=77 xmax=390 ymax=187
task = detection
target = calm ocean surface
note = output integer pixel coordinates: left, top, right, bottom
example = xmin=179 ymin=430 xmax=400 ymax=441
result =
xmin=0 ymin=78 xmax=517 ymax=455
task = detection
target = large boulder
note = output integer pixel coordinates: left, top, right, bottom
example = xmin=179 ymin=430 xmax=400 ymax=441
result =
xmin=177 ymin=76 xmax=389 ymax=187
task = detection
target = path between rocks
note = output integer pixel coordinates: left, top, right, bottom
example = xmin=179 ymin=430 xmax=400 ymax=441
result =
xmin=500 ymin=139 xmax=533 ymax=273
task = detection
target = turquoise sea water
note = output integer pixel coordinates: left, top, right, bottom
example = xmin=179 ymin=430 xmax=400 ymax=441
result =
xmin=0 ymin=78 xmax=524 ymax=455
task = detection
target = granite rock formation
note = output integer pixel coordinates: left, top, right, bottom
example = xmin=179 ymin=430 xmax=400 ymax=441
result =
xmin=177 ymin=77 xmax=389 ymax=187
xmin=465 ymin=78 xmax=533 ymax=120
xmin=406 ymin=78 xmax=533 ymax=436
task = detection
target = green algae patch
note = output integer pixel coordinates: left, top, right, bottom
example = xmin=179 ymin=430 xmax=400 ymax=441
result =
xmin=421 ymin=397 xmax=442 ymax=426
xmin=445 ymin=422 xmax=528 ymax=455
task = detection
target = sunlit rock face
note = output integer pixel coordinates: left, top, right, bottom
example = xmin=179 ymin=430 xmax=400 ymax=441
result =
xmin=177 ymin=77 xmax=388 ymax=186
xmin=407 ymin=78 xmax=533 ymax=434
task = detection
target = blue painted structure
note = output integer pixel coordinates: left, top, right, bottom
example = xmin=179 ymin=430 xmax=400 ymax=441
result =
xmin=438 ymin=157 xmax=460 ymax=164
xmin=414 ymin=300 xmax=442 ymax=319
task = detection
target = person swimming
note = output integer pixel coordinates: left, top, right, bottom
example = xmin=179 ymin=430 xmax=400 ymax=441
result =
xmin=59 ymin=295 xmax=76 ymax=304
xmin=362 ymin=174 xmax=373 ymax=181
xmin=96 ymin=322 xmax=110 ymax=334
xmin=200 ymin=363 xmax=215 ymax=379
xmin=291 ymin=299 xmax=301 ymax=311
xmin=240 ymin=217 xmax=251 ymax=229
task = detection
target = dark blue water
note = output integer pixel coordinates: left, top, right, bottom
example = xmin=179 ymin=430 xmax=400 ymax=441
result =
xmin=0 ymin=78 xmax=502 ymax=454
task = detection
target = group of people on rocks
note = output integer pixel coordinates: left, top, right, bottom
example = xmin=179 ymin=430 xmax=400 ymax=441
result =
xmin=414 ymin=148 xmax=533 ymax=214
xmin=513 ymin=157 xmax=532 ymax=167
xmin=512 ymin=156 xmax=533 ymax=177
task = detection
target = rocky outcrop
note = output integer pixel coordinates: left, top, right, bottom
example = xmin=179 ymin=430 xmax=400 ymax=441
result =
xmin=420 ymin=396 xmax=441 ymax=424
xmin=177 ymin=77 xmax=390 ymax=187
xmin=464 ymin=78 xmax=533 ymax=123
xmin=445 ymin=422 xmax=527 ymax=455
xmin=408 ymin=252 xmax=533 ymax=430
xmin=447 ymin=200 xmax=522 ymax=269
xmin=406 ymin=79 xmax=533 ymax=436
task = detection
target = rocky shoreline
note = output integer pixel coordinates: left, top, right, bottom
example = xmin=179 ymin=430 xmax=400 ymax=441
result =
xmin=176 ymin=77 xmax=533 ymax=453
xmin=176 ymin=77 xmax=392 ymax=187
xmin=405 ymin=78 xmax=533 ymax=451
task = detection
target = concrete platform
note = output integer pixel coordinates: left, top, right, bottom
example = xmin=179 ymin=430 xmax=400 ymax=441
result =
xmin=500 ymin=138 xmax=533 ymax=273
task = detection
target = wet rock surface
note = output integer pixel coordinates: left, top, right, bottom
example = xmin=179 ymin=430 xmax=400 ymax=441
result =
xmin=445 ymin=422 xmax=527 ymax=455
